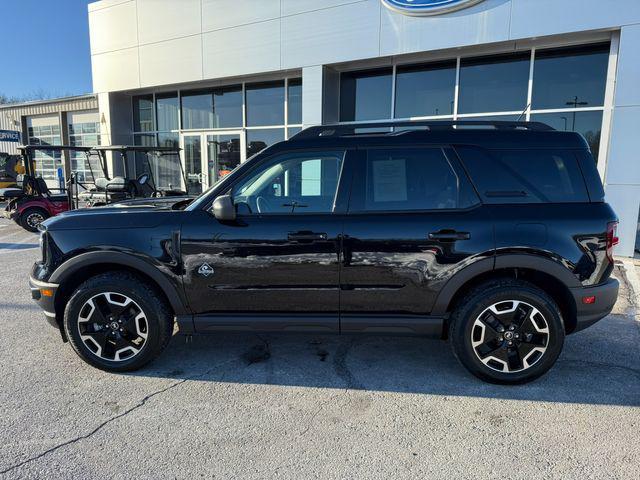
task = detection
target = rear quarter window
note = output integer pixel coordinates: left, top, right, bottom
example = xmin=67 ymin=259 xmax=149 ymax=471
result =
xmin=455 ymin=146 xmax=589 ymax=203
xmin=349 ymin=147 xmax=479 ymax=212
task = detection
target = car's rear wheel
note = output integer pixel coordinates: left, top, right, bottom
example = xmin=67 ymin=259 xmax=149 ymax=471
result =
xmin=449 ymin=279 xmax=565 ymax=384
xmin=64 ymin=272 xmax=173 ymax=372
xmin=19 ymin=207 xmax=49 ymax=232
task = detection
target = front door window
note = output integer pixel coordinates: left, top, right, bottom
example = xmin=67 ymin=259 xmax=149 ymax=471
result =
xmin=231 ymin=151 xmax=345 ymax=214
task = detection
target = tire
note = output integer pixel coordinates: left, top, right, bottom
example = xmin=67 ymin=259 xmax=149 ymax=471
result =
xmin=19 ymin=207 xmax=49 ymax=232
xmin=64 ymin=272 xmax=173 ymax=372
xmin=449 ymin=279 xmax=565 ymax=384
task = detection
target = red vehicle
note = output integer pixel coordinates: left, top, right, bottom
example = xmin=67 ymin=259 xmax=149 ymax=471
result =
xmin=2 ymin=145 xmax=94 ymax=232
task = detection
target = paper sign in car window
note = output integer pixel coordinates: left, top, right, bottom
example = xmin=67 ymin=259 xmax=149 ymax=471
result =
xmin=372 ymin=158 xmax=407 ymax=202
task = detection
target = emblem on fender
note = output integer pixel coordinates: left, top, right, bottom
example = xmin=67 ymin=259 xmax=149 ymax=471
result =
xmin=381 ymin=0 xmax=485 ymax=16
xmin=197 ymin=263 xmax=215 ymax=277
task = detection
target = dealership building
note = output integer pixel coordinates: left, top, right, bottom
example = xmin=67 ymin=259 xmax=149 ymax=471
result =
xmin=5 ymin=0 xmax=640 ymax=256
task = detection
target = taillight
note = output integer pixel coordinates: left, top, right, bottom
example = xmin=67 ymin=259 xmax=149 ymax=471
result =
xmin=606 ymin=221 xmax=619 ymax=261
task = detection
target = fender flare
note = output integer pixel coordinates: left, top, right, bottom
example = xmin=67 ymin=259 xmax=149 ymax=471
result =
xmin=431 ymin=253 xmax=581 ymax=316
xmin=49 ymin=251 xmax=189 ymax=315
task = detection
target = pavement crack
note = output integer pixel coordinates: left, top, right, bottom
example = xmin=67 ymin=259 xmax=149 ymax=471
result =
xmin=333 ymin=336 xmax=363 ymax=390
xmin=0 ymin=360 xmax=236 ymax=476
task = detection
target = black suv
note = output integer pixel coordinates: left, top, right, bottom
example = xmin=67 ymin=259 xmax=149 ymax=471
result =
xmin=30 ymin=121 xmax=619 ymax=384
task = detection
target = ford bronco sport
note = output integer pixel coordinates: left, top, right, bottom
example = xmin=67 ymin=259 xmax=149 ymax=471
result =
xmin=29 ymin=121 xmax=619 ymax=384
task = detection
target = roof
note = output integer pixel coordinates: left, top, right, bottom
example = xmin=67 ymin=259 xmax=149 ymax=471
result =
xmin=0 ymin=94 xmax=97 ymax=110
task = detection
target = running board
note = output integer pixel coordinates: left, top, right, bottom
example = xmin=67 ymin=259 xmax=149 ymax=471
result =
xmin=177 ymin=314 xmax=444 ymax=337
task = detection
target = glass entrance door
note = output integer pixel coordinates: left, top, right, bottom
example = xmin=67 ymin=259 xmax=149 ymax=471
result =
xmin=182 ymin=134 xmax=203 ymax=194
xmin=181 ymin=131 xmax=244 ymax=193
xmin=205 ymin=133 xmax=243 ymax=187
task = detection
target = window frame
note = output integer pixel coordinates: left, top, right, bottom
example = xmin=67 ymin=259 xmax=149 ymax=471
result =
xmin=345 ymin=144 xmax=481 ymax=215
xmin=223 ymin=147 xmax=353 ymax=217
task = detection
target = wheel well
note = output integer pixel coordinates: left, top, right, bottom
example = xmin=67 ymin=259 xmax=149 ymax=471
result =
xmin=53 ymin=263 xmax=176 ymax=327
xmin=444 ymin=268 xmax=577 ymax=337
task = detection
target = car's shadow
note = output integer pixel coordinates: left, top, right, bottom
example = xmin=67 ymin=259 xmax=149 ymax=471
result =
xmin=131 ymin=313 xmax=640 ymax=407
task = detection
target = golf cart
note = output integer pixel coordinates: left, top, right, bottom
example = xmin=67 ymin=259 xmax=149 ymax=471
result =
xmin=0 ymin=152 xmax=25 ymax=198
xmin=3 ymin=145 xmax=98 ymax=231
xmin=74 ymin=145 xmax=190 ymax=208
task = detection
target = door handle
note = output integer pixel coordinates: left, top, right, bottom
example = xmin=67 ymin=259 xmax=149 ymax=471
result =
xmin=428 ymin=230 xmax=471 ymax=241
xmin=288 ymin=231 xmax=328 ymax=242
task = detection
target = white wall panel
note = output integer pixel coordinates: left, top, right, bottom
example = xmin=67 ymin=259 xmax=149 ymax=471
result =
xmin=606 ymin=106 xmax=640 ymax=186
xmin=202 ymin=0 xmax=280 ymax=31
xmin=140 ymin=36 xmax=203 ymax=87
xmin=282 ymin=0 xmax=367 ymax=17
xmin=380 ymin=0 xmax=511 ymax=56
xmin=282 ymin=0 xmax=380 ymax=69
xmin=137 ymin=0 xmax=201 ymax=45
xmin=614 ymin=25 xmax=640 ymax=108
xmin=302 ymin=66 xmax=323 ymax=126
xmin=511 ymin=0 xmax=640 ymax=40
xmin=89 ymin=1 xmax=137 ymax=54
xmin=202 ymin=20 xmax=281 ymax=79
xmin=92 ymin=48 xmax=140 ymax=92
xmin=605 ymin=184 xmax=640 ymax=257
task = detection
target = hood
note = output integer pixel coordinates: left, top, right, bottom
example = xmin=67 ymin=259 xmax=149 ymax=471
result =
xmin=42 ymin=196 xmax=194 ymax=231
xmin=110 ymin=195 xmax=195 ymax=208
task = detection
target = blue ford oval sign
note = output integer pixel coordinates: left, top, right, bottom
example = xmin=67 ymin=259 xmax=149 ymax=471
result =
xmin=381 ymin=0 xmax=485 ymax=16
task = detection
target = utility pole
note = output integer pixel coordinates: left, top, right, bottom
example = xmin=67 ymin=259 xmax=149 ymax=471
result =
xmin=565 ymin=95 xmax=588 ymax=130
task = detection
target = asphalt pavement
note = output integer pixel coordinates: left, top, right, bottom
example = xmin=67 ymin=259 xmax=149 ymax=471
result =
xmin=0 ymin=217 xmax=639 ymax=479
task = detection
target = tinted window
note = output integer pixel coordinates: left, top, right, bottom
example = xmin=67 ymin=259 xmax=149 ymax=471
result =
xmin=246 ymin=128 xmax=285 ymax=158
xmin=350 ymin=148 xmax=478 ymax=212
xmin=530 ymin=111 xmax=603 ymax=162
xmin=213 ymin=87 xmax=243 ymax=128
xmin=532 ymin=43 xmax=609 ymax=110
xmin=459 ymin=53 xmax=530 ymax=114
xmin=395 ymin=61 xmax=456 ymax=118
xmin=456 ymin=146 xmax=589 ymax=203
xmin=340 ymin=68 xmax=392 ymax=121
xmin=181 ymin=91 xmax=213 ymax=129
xmin=287 ymin=79 xmax=303 ymax=125
xmin=232 ymin=151 xmax=344 ymax=214
xmin=246 ymin=81 xmax=285 ymax=126
xmin=133 ymin=95 xmax=154 ymax=132
xmin=156 ymin=93 xmax=179 ymax=131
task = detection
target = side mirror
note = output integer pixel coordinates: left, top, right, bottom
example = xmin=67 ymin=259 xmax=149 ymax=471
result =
xmin=212 ymin=195 xmax=236 ymax=221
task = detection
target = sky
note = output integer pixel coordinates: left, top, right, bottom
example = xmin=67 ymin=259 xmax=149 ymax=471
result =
xmin=1 ymin=0 xmax=94 ymax=99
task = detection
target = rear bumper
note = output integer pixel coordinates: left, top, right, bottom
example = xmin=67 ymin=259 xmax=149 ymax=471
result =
xmin=29 ymin=276 xmax=59 ymax=328
xmin=570 ymin=278 xmax=619 ymax=333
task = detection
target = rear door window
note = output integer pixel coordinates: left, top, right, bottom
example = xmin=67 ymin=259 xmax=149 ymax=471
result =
xmin=349 ymin=147 xmax=479 ymax=212
xmin=456 ymin=146 xmax=589 ymax=203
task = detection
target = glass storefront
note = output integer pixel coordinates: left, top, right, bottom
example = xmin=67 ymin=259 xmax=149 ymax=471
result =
xmin=338 ymin=42 xmax=610 ymax=162
xmin=131 ymin=78 xmax=303 ymax=192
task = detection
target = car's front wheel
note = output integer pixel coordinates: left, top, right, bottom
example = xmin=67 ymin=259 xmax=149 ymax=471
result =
xmin=449 ymin=279 xmax=565 ymax=384
xmin=64 ymin=272 xmax=173 ymax=372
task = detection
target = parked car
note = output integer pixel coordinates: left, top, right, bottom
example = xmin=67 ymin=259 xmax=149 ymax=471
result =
xmin=29 ymin=121 xmax=619 ymax=384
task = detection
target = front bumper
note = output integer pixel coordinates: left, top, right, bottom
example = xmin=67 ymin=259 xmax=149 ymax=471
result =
xmin=570 ymin=278 xmax=619 ymax=333
xmin=29 ymin=276 xmax=59 ymax=328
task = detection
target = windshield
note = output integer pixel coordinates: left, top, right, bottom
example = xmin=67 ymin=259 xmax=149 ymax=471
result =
xmin=138 ymin=151 xmax=185 ymax=191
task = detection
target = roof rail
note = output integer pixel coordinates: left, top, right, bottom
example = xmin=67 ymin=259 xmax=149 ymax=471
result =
xmin=291 ymin=120 xmax=555 ymax=140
